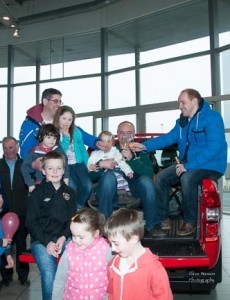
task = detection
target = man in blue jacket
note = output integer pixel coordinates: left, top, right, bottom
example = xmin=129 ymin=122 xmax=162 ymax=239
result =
xmin=19 ymin=88 xmax=107 ymax=160
xmin=131 ymin=88 xmax=227 ymax=236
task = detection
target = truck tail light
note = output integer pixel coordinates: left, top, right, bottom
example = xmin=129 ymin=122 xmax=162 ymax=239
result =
xmin=206 ymin=208 xmax=220 ymax=221
xmin=205 ymin=223 xmax=219 ymax=241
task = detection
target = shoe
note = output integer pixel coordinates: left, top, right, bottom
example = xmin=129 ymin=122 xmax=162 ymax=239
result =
xmin=0 ymin=278 xmax=13 ymax=288
xmin=177 ymin=223 xmax=196 ymax=236
xmin=161 ymin=218 xmax=171 ymax=230
xmin=19 ymin=278 xmax=30 ymax=286
xmin=149 ymin=225 xmax=167 ymax=238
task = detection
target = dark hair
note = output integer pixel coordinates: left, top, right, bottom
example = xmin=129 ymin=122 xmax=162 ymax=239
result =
xmin=37 ymin=124 xmax=60 ymax=143
xmin=104 ymin=208 xmax=145 ymax=241
xmin=41 ymin=88 xmax=62 ymax=102
xmin=53 ymin=106 xmax=76 ymax=142
xmin=180 ymin=88 xmax=202 ymax=104
xmin=41 ymin=151 xmax=65 ymax=169
xmin=71 ymin=208 xmax=106 ymax=236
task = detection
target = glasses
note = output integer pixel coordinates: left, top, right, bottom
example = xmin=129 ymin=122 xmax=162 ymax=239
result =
xmin=47 ymin=98 xmax=63 ymax=105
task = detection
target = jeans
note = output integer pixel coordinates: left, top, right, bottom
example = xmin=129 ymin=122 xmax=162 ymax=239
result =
xmin=155 ymin=165 xmax=222 ymax=224
xmin=69 ymin=162 xmax=93 ymax=209
xmin=97 ymin=170 xmax=160 ymax=231
xmin=31 ymin=240 xmax=68 ymax=300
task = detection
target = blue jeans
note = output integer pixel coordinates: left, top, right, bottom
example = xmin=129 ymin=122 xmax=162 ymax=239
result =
xmin=31 ymin=240 xmax=68 ymax=300
xmin=69 ymin=162 xmax=93 ymax=209
xmin=155 ymin=165 xmax=222 ymax=224
xmin=97 ymin=170 xmax=160 ymax=231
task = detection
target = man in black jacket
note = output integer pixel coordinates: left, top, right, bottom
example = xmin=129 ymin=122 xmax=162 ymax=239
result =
xmin=0 ymin=137 xmax=30 ymax=288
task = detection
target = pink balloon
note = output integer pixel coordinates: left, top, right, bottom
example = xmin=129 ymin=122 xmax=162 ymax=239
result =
xmin=2 ymin=212 xmax=20 ymax=239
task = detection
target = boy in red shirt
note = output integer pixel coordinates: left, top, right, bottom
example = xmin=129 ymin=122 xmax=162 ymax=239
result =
xmin=105 ymin=208 xmax=173 ymax=300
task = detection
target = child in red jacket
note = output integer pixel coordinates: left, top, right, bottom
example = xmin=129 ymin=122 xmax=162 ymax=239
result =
xmin=104 ymin=208 xmax=173 ymax=300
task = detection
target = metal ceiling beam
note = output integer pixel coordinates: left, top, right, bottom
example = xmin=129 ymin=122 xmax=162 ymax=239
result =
xmin=17 ymin=0 xmax=121 ymax=25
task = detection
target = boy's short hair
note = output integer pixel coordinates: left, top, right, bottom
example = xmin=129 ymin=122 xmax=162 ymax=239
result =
xmin=104 ymin=208 xmax=145 ymax=241
xmin=38 ymin=124 xmax=60 ymax=143
xmin=41 ymin=151 xmax=65 ymax=169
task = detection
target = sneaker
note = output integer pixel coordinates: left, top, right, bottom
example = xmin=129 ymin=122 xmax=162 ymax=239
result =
xmin=149 ymin=225 xmax=167 ymax=238
xmin=177 ymin=223 xmax=196 ymax=236
xmin=161 ymin=218 xmax=171 ymax=230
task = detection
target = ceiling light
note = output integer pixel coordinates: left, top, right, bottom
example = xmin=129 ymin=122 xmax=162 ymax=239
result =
xmin=13 ymin=28 xmax=20 ymax=38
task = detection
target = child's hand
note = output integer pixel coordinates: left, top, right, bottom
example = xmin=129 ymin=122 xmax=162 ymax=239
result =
xmin=32 ymin=157 xmax=43 ymax=171
xmin=127 ymin=172 xmax=133 ymax=179
xmin=88 ymin=164 xmax=98 ymax=172
xmin=63 ymin=178 xmax=69 ymax=185
xmin=61 ymin=125 xmax=70 ymax=137
xmin=55 ymin=236 xmax=66 ymax=255
xmin=0 ymin=194 xmax=4 ymax=208
xmin=29 ymin=185 xmax=35 ymax=193
xmin=2 ymin=238 xmax=12 ymax=247
xmin=46 ymin=241 xmax=59 ymax=258
xmin=5 ymin=255 xmax=14 ymax=269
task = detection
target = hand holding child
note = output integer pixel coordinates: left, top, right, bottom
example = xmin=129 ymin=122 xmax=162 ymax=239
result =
xmin=5 ymin=254 xmax=14 ymax=269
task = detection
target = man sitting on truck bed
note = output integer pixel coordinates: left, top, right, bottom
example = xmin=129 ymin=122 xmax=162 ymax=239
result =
xmin=130 ymin=88 xmax=227 ymax=236
xmin=91 ymin=121 xmax=166 ymax=238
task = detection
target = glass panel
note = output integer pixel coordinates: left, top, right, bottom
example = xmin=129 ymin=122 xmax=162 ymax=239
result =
xmin=64 ymin=58 xmax=100 ymax=77
xmin=40 ymin=77 xmax=101 ymax=114
xmin=141 ymin=37 xmax=209 ymax=64
xmin=13 ymin=85 xmax=36 ymax=139
xmin=218 ymin=0 xmax=230 ymax=47
xmin=64 ymin=32 xmax=101 ymax=76
xmin=108 ymin=71 xmax=135 ymax=109
xmin=0 ymin=47 xmax=8 ymax=84
xmin=141 ymin=55 xmax=211 ymax=105
xmin=220 ymin=49 xmax=230 ymax=94
xmin=146 ymin=110 xmax=180 ymax=133
xmin=108 ymin=29 xmax=135 ymax=71
xmin=14 ymin=44 xmax=36 ymax=83
xmin=77 ymin=116 xmax=93 ymax=135
xmin=108 ymin=115 xmax=136 ymax=134
xmin=108 ymin=53 xmax=135 ymax=71
xmin=0 ymin=88 xmax=7 ymax=140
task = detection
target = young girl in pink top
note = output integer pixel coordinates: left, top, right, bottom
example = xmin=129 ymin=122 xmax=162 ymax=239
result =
xmin=52 ymin=208 xmax=112 ymax=300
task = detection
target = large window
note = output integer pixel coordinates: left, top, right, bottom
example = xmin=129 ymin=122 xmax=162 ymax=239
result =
xmin=140 ymin=56 xmax=211 ymax=105
xmin=13 ymin=85 xmax=36 ymax=138
xmin=108 ymin=71 xmax=135 ymax=109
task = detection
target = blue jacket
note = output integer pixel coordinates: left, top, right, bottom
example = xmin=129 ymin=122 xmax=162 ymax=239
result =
xmin=19 ymin=104 xmax=97 ymax=159
xmin=143 ymin=99 xmax=227 ymax=174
